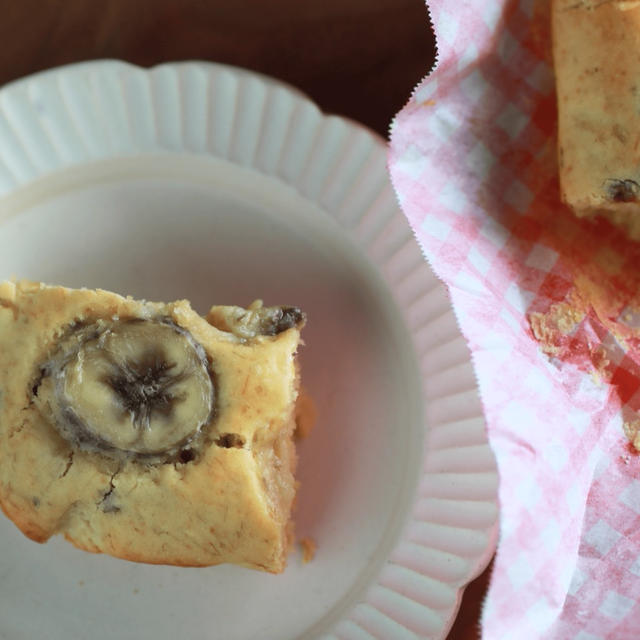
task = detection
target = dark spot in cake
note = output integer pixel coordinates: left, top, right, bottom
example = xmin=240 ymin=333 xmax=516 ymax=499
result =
xmin=30 ymin=368 xmax=45 ymax=398
xmin=605 ymin=178 xmax=640 ymax=203
xmin=99 ymin=472 xmax=121 ymax=513
xmin=178 ymin=448 xmax=196 ymax=464
xmin=32 ymin=497 xmax=40 ymax=507
xmin=59 ymin=452 xmax=74 ymax=479
xmin=215 ymin=433 xmax=246 ymax=448
xmin=263 ymin=306 xmax=306 ymax=336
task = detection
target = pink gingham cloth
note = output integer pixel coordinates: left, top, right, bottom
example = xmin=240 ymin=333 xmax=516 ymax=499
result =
xmin=388 ymin=1 xmax=640 ymax=638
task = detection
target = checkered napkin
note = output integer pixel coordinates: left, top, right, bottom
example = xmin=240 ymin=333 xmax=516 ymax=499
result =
xmin=388 ymin=1 xmax=640 ymax=638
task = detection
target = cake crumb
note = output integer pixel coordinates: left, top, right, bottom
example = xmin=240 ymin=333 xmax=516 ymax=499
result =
xmin=529 ymin=302 xmax=585 ymax=354
xmin=300 ymin=537 xmax=317 ymax=564
xmin=623 ymin=420 xmax=640 ymax=452
xmin=295 ymin=390 xmax=317 ymax=440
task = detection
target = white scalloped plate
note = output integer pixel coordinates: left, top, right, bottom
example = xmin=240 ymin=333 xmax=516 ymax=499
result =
xmin=0 ymin=61 xmax=498 ymax=640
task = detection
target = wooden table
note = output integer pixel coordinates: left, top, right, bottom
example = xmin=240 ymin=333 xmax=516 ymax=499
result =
xmin=0 ymin=1 xmax=492 ymax=637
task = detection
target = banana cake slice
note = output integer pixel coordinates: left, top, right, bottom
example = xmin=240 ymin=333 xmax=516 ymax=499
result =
xmin=553 ymin=0 xmax=640 ymax=236
xmin=0 ymin=280 xmax=305 ymax=573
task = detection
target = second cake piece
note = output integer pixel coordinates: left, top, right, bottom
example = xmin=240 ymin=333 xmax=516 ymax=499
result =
xmin=553 ymin=0 xmax=640 ymax=236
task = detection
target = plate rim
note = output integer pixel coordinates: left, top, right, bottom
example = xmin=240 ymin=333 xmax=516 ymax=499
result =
xmin=0 ymin=58 xmax=498 ymax=640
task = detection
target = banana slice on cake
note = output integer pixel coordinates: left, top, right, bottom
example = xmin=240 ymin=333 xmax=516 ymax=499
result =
xmin=40 ymin=319 xmax=215 ymax=461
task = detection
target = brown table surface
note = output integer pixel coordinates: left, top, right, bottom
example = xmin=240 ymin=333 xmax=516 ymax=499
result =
xmin=0 ymin=1 xmax=492 ymax=637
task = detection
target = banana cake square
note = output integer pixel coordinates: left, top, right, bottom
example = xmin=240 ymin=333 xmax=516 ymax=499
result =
xmin=0 ymin=280 xmax=305 ymax=573
xmin=553 ymin=0 xmax=640 ymax=236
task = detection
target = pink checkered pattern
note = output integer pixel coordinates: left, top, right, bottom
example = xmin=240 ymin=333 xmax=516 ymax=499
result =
xmin=389 ymin=1 xmax=640 ymax=638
